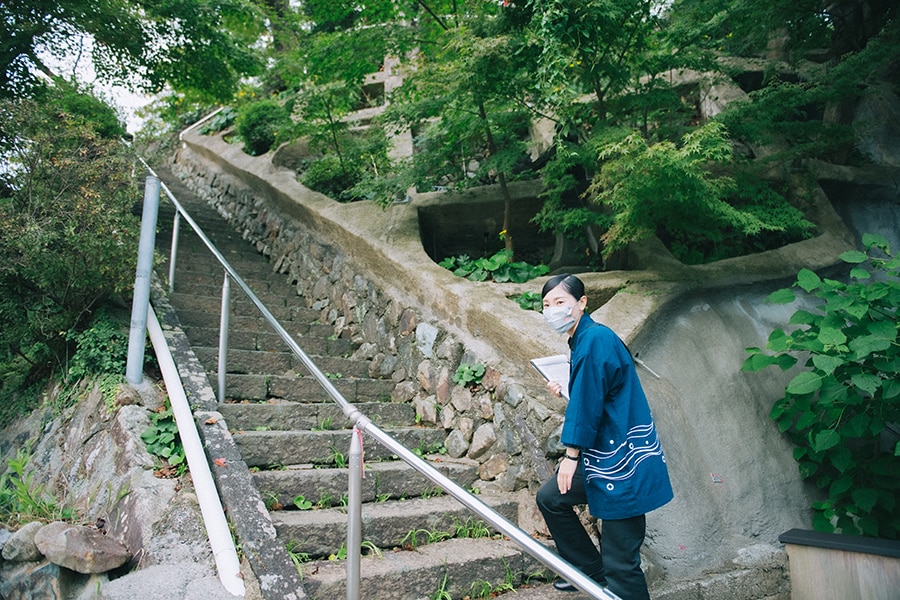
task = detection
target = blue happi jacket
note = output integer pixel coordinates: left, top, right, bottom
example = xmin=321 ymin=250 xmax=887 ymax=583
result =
xmin=561 ymin=315 xmax=674 ymax=519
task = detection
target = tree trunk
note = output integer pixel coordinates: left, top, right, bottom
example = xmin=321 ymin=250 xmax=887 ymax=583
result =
xmin=478 ymin=102 xmax=514 ymax=257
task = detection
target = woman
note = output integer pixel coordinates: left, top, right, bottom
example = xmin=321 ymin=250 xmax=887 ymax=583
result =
xmin=536 ymin=273 xmax=673 ymax=599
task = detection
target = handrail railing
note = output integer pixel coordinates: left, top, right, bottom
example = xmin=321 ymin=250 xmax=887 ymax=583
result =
xmin=148 ymin=130 xmax=619 ymax=599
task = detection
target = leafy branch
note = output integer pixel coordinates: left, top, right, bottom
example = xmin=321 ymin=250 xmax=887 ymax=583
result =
xmin=743 ymin=233 xmax=900 ymax=538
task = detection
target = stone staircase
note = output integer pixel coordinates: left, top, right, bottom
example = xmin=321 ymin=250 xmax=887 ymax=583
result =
xmin=149 ymin=167 xmax=565 ymax=600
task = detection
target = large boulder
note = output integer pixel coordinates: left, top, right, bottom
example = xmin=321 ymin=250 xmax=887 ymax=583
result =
xmin=34 ymin=521 xmax=131 ymax=574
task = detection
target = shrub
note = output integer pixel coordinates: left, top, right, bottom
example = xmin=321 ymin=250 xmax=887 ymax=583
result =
xmin=301 ymin=155 xmax=362 ymax=200
xmin=235 ymin=99 xmax=292 ymax=155
xmin=743 ymin=233 xmax=900 ymax=538
xmin=65 ymin=310 xmax=130 ymax=383
xmin=0 ymin=90 xmax=140 ymax=391
xmin=589 ymin=122 xmax=814 ymax=264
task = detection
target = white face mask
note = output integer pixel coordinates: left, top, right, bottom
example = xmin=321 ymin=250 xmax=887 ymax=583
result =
xmin=543 ymin=305 xmax=575 ymax=335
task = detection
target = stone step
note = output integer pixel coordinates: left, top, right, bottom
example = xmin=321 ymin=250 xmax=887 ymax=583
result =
xmin=219 ymin=400 xmax=416 ymax=431
xmin=170 ymin=285 xmax=296 ymax=310
xmin=253 ymin=458 xmax=480 ymax=511
xmin=163 ymin=268 xmax=298 ymax=297
xmin=170 ymin=291 xmax=296 ymax=320
xmin=192 ymin=346 xmax=370 ymax=378
xmin=299 ymin=537 xmax=551 ymax=600
xmin=163 ymin=278 xmax=297 ymax=301
xmin=232 ymin=427 xmax=447 ymax=468
xmin=183 ymin=325 xmax=351 ymax=355
xmin=273 ymin=494 xmax=518 ymax=558
xmin=218 ymin=373 xmax=394 ymax=404
xmin=174 ymin=308 xmax=332 ymax=337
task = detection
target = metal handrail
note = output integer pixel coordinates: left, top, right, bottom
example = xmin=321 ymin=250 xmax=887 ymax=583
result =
xmin=147 ymin=132 xmax=618 ymax=599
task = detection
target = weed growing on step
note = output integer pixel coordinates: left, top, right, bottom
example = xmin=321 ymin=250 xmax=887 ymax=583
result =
xmin=430 ymin=569 xmax=453 ymax=600
xmin=329 ymin=543 xmax=347 ymax=560
xmin=285 ymin=540 xmax=311 ymax=578
xmin=398 ymin=526 xmax=452 ymax=549
xmin=413 ymin=441 xmax=447 ymax=457
xmin=453 ymin=517 xmax=494 ymax=539
xmin=293 ymin=494 xmax=314 ymax=510
xmin=315 ymin=491 xmax=333 ymax=508
xmin=421 ymin=486 xmax=444 ymax=499
xmin=262 ymin=491 xmax=283 ymax=511
xmin=375 ymin=492 xmax=390 ymax=503
xmin=329 ymin=446 xmax=347 ymax=468
xmin=312 ymin=416 xmax=334 ymax=431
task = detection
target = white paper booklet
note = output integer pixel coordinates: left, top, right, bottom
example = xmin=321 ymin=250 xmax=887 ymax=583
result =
xmin=530 ymin=354 xmax=570 ymax=399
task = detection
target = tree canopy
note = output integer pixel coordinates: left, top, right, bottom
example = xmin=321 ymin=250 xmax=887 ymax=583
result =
xmin=1 ymin=0 xmax=266 ymax=101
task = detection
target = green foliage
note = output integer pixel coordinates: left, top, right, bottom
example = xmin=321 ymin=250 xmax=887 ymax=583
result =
xmin=452 ymin=363 xmax=485 ymax=388
xmin=141 ymin=404 xmax=187 ymax=477
xmin=438 ymin=251 xmax=549 ymax=283
xmin=285 ymin=540 xmax=311 ymax=577
xmin=292 ymin=494 xmax=313 ymax=510
xmin=1 ymin=0 xmax=266 ymax=102
xmin=512 ymin=291 xmax=543 ymax=311
xmin=301 ymin=155 xmax=362 ymax=200
xmin=0 ymin=449 xmax=78 ymax=527
xmin=589 ymin=121 xmax=814 ymax=263
xmin=64 ymin=310 xmax=130 ymax=383
xmin=0 ymin=88 xmax=141 ymax=392
xmin=743 ymin=234 xmax=900 ymax=538
xmin=199 ymin=107 xmax=238 ymax=135
xmin=235 ymin=99 xmax=293 ymax=156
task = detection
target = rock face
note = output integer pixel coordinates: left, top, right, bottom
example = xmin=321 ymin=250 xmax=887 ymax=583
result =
xmin=0 ymin=382 xmax=242 ymax=600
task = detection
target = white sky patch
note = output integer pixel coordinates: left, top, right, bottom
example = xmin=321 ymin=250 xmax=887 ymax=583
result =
xmin=38 ymin=35 xmax=156 ymax=134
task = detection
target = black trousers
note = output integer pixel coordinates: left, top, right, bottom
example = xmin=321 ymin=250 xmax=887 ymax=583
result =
xmin=536 ymin=465 xmax=650 ymax=600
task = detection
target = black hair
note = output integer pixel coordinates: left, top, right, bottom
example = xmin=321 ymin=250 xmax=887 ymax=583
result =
xmin=541 ymin=273 xmax=585 ymax=300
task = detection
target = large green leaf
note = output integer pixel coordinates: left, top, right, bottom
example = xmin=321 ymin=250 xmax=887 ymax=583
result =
xmin=817 ymin=326 xmax=847 ymax=347
xmin=767 ymin=288 xmax=796 ymax=304
xmin=797 ymin=269 xmax=821 ymax=292
xmin=851 ymin=488 xmax=880 ymax=513
xmin=829 ymin=447 xmax=853 ymax=474
xmin=811 ymin=354 xmax=843 ymax=375
xmin=839 ymin=250 xmax=868 ymax=264
xmin=851 ymin=372 xmax=882 ymax=396
xmin=812 ymin=429 xmax=840 ymax=452
xmin=786 ymin=371 xmax=822 ymax=395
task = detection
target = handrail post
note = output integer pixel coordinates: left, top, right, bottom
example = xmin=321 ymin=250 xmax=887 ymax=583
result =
xmin=126 ymin=175 xmax=161 ymax=385
xmin=168 ymin=211 xmax=181 ymax=294
xmin=347 ymin=427 xmax=363 ymax=600
xmin=217 ymin=272 xmax=231 ymax=403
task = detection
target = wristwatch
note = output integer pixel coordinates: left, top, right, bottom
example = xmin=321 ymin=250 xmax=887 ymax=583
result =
xmin=564 ymin=453 xmax=579 ymax=461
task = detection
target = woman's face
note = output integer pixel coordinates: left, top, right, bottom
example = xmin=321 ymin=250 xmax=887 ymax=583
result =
xmin=542 ymin=283 xmax=588 ymax=335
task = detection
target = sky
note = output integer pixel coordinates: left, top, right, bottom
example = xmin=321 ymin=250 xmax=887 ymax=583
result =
xmin=40 ymin=36 xmax=156 ymax=134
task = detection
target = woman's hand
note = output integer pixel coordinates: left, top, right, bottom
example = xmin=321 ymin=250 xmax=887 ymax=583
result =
xmin=547 ymin=380 xmax=564 ymax=397
xmin=557 ymin=455 xmax=578 ymax=494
